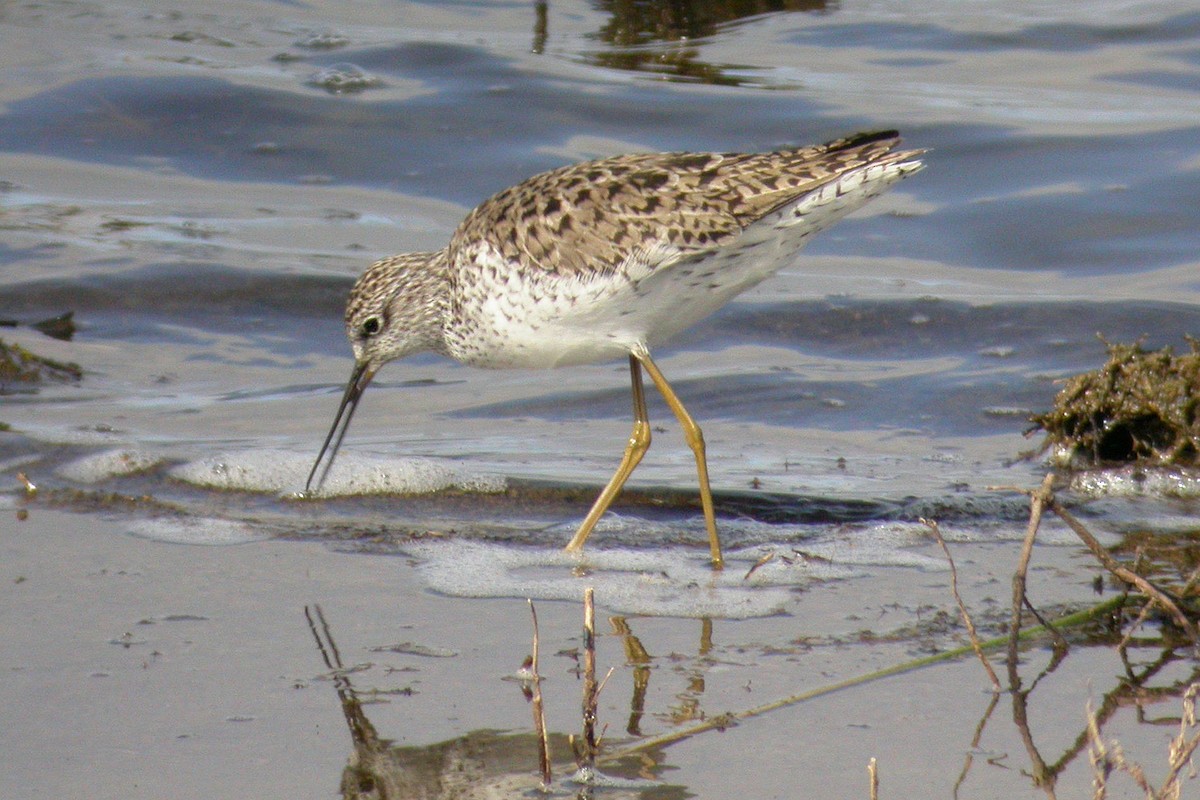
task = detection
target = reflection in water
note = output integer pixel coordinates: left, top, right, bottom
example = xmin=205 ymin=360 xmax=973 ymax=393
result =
xmin=609 ymin=616 xmax=715 ymax=735
xmin=582 ymin=0 xmax=833 ymax=85
xmin=610 ymin=617 xmax=654 ymax=735
xmin=999 ymin=641 xmax=1200 ymax=797
xmin=305 ymin=586 xmax=1199 ymax=798
xmin=958 ymin=504 xmax=1200 ymax=798
xmin=305 ymin=605 xmax=688 ymax=799
xmin=533 ymin=1 xmax=549 ymax=55
xmin=306 ymin=604 xmax=557 ymax=798
xmin=669 ymin=618 xmax=714 ymax=725
xmin=953 ymin=604 xmax=1200 ymax=798
xmin=594 ymin=0 xmax=831 ymax=44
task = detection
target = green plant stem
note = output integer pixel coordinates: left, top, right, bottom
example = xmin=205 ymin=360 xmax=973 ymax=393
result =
xmin=600 ymin=594 xmax=1128 ymax=762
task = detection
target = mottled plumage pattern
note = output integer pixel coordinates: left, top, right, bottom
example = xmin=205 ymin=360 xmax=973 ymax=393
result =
xmin=311 ymin=130 xmax=925 ymax=566
xmin=430 ymin=130 xmax=922 ymax=367
xmin=450 ymin=130 xmax=909 ymax=278
xmin=342 ymin=130 xmax=922 ymax=368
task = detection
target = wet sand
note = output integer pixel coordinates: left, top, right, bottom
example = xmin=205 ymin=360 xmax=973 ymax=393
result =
xmin=4 ymin=502 xmax=1195 ymax=799
xmin=4 ymin=0 xmax=1200 ymax=796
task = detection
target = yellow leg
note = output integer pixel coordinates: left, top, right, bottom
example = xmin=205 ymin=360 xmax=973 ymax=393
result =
xmin=565 ymin=355 xmax=651 ymax=553
xmin=636 ymin=350 xmax=724 ymax=570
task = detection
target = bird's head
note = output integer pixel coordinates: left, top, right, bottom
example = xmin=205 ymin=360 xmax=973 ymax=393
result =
xmin=304 ymin=252 xmax=448 ymax=495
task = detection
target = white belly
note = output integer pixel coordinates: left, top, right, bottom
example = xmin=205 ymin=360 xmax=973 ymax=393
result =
xmin=441 ymin=159 xmax=909 ymax=369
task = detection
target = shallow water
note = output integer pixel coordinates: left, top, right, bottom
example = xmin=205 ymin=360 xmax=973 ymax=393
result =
xmin=3 ymin=1 xmax=1200 ymax=798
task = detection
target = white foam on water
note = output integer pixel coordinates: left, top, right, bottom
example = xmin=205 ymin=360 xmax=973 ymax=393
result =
xmin=1070 ymin=466 xmax=1200 ymax=498
xmin=403 ymin=516 xmax=980 ymax=618
xmin=567 ymin=767 xmax=659 ymax=790
xmin=781 ymin=522 xmax=951 ymax=571
xmin=127 ymin=516 xmax=268 ymax=545
xmin=56 ymin=448 xmax=163 ymax=483
xmin=169 ymin=449 xmax=505 ymax=496
xmin=736 ymin=549 xmax=858 ymax=585
xmin=540 ymin=516 xmax=957 ymax=563
xmin=1086 ymin=500 xmax=1200 ymax=536
xmin=407 ymin=539 xmax=795 ymax=619
xmin=881 ymin=515 xmax=1099 ymax=547
xmin=17 ymin=424 xmax=130 ymax=447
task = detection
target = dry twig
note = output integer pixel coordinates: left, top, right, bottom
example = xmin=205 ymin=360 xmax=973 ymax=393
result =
xmin=1086 ymin=683 xmax=1200 ymax=800
xmin=1158 ymin=683 xmax=1200 ymax=800
xmin=743 ymin=550 xmax=775 ymax=581
xmin=1007 ymin=474 xmax=1198 ymax=667
xmin=527 ymin=598 xmax=552 ymax=788
xmin=1008 ymin=473 xmax=1056 ymax=677
xmin=574 ymin=587 xmax=602 ymax=774
xmin=1050 ymin=503 xmax=1198 ymax=641
xmin=923 ymin=518 xmax=1000 ymax=691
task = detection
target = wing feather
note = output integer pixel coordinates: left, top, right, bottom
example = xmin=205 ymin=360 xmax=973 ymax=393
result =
xmin=448 ymin=130 xmax=917 ymax=279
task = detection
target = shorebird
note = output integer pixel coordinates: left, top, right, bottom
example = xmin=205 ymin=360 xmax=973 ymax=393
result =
xmin=306 ymin=130 xmax=924 ymax=569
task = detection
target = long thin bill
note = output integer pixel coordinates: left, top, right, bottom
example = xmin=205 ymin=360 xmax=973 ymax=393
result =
xmin=304 ymin=361 xmax=375 ymax=496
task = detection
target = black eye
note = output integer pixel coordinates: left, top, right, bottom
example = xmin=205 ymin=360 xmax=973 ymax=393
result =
xmin=360 ymin=316 xmax=381 ymax=337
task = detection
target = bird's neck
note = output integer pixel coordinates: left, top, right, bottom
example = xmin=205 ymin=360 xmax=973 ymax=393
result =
xmin=406 ymin=249 xmax=455 ymax=356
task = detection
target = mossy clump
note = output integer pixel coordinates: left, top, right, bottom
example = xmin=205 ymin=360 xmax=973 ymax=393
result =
xmin=1031 ymin=340 xmax=1200 ymax=465
xmin=0 ymin=337 xmax=82 ymax=388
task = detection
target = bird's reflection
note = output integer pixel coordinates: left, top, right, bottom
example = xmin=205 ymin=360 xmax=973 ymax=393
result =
xmin=606 ymin=616 xmax=715 ymax=735
xmin=591 ymin=0 xmax=833 ymax=47
xmin=608 ymin=616 xmax=653 ymax=735
xmin=305 ymin=605 xmax=689 ymax=799
xmin=532 ymin=0 xmax=834 ymax=85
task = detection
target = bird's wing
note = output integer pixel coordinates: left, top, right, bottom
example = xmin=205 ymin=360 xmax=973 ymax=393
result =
xmin=446 ymin=131 xmax=914 ymax=280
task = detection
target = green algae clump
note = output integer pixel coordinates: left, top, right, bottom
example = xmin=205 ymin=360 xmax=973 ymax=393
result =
xmin=1031 ymin=340 xmax=1200 ymax=466
xmin=0 ymin=337 xmax=82 ymax=389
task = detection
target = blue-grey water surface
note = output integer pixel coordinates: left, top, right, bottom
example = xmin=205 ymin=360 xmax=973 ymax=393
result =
xmin=4 ymin=2 xmax=1200 ymax=515
xmin=3 ymin=2 xmax=1200 ymax=799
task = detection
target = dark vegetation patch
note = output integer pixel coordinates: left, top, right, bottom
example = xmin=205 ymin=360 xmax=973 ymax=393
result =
xmin=0 ymin=337 xmax=82 ymax=389
xmin=1031 ymin=340 xmax=1200 ymax=465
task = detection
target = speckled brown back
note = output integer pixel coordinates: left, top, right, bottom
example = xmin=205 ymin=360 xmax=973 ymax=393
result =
xmin=448 ymin=130 xmax=917 ymax=278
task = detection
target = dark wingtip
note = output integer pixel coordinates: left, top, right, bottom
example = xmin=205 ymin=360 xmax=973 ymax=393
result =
xmin=830 ymin=129 xmax=901 ymax=151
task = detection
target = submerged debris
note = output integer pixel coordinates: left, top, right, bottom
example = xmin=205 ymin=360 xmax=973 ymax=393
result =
xmin=0 ymin=337 xmax=82 ymax=389
xmin=31 ymin=311 xmax=76 ymax=341
xmin=1031 ymin=340 xmax=1200 ymax=465
xmin=0 ymin=311 xmax=76 ymax=341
